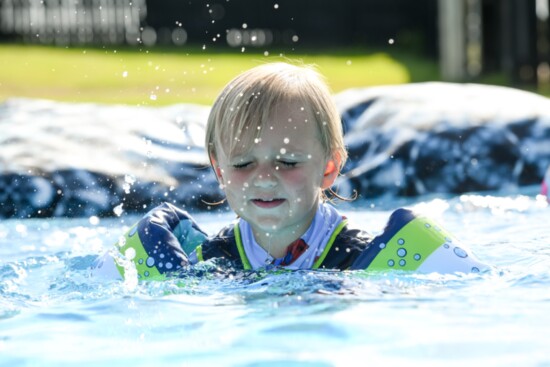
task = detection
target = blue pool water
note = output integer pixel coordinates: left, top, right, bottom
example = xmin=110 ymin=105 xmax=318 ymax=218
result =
xmin=1 ymin=188 xmax=550 ymax=366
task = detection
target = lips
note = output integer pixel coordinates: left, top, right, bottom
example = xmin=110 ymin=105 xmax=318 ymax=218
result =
xmin=251 ymin=198 xmax=285 ymax=208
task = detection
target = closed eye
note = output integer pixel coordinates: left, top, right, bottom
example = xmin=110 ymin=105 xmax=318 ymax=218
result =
xmin=232 ymin=162 xmax=252 ymax=169
xmin=278 ymin=160 xmax=298 ymax=168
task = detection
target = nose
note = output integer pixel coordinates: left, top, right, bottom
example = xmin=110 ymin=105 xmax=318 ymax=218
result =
xmin=252 ymin=164 xmax=278 ymax=188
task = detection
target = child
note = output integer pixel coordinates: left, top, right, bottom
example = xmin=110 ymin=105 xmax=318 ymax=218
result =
xmin=93 ymin=63 xmax=489 ymax=280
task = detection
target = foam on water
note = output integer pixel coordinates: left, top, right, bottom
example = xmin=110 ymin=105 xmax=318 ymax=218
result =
xmin=1 ymin=189 xmax=550 ymax=366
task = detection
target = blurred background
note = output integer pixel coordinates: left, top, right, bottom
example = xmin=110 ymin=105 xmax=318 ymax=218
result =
xmin=1 ymin=0 xmax=549 ymax=105
xmin=2 ymin=0 xmax=550 ymax=219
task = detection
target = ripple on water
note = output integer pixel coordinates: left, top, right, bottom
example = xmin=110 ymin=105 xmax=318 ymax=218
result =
xmin=1 ymin=190 xmax=550 ymax=365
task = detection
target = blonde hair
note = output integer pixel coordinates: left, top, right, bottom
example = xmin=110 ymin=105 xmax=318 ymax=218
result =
xmin=206 ymin=63 xmax=347 ymax=172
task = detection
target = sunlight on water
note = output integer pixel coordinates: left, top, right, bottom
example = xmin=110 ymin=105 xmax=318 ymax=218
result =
xmin=1 ymin=189 xmax=550 ymax=366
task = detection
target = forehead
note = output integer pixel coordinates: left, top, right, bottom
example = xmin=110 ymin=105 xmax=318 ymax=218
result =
xmin=218 ymin=100 xmax=321 ymax=157
xmin=266 ymin=100 xmax=314 ymax=132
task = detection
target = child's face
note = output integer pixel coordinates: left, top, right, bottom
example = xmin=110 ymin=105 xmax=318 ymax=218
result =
xmin=213 ymin=100 xmax=338 ymax=240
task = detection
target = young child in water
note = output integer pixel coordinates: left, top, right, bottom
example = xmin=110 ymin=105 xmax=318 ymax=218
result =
xmin=93 ymin=62 xmax=488 ymax=279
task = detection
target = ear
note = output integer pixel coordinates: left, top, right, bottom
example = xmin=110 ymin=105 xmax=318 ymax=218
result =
xmin=210 ymin=154 xmax=224 ymax=183
xmin=321 ymin=154 xmax=341 ymax=190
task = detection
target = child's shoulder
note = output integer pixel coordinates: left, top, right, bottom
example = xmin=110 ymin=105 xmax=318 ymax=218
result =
xmin=198 ymin=222 xmax=242 ymax=263
xmin=315 ymin=218 xmax=372 ymax=270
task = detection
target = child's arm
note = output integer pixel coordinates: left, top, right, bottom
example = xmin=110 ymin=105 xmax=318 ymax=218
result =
xmin=91 ymin=203 xmax=208 ymax=280
xmin=351 ymin=208 xmax=490 ymax=274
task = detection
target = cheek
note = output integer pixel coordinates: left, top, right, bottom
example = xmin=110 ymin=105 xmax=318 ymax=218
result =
xmin=222 ymin=170 xmax=252 ymax=198
xmin=281 ymin=170 xmax=307 ymax=185
xmin=280 ymin=168 xmax=322 ymax=190
xmin=225 ymin=170 xmax=249 ymax=184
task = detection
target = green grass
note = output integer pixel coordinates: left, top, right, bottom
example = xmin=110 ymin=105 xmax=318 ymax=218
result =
xmin=0 ymin=44 xmax=440 ymax=106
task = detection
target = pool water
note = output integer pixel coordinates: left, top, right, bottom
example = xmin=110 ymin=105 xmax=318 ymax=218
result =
xmin=1 ymin=188 xmax=549 ymax=366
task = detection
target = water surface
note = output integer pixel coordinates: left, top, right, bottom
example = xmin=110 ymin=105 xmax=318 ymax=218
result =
xmin=1 ymin=189 xmax=549 ymax=366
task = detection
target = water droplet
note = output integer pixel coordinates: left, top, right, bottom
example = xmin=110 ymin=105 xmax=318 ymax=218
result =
xmin=397 ymin=238 xmax=405 ymax=245
xmin=146 ymin=257 xmax=155 ymax=267
xmin=89 ymin=216 xmax=100 ymax=225
xmin=122 ymin=71 xmax=128 ymax=78
xmin=242 ymin=23 xmax=248 ymax=29
xmin=283 ymin=137 xmax=289 ymax=144
xmin=274 ymin=3 xmax=279 ymax=9
xmin=124 ymin=247 xmax=136 ymax=260
xmin=397 ymin=248 xmax=407 ymax=257
xmin=387 ymin=259 xmax=395 ymax=267
xmin=113 ymin=203 xmax=124 ymax=217
xmin=117 ymin=236 xmax=126 ymax=247
xmin=16 ymin=224 xmax=27 ymax=233
xmin=388 ymin=38 xmax=395 ymax=45
xmin=379 ymin=242 xmax=386 ymax=249
xmin=453 ymin=247 xmax=468 ymax=258
xmin=125 ymin=174 xmax=136 ymax=185
xmin=280 ymin=148 xmax=286 ymax=154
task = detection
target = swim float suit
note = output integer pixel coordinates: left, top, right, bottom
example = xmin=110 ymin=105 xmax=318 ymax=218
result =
xmin=92 ymin=203 xmax=489 ymax=280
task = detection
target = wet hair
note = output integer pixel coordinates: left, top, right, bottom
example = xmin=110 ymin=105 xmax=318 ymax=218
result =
xmin=205 ymin=62 xmax=347 ymax=172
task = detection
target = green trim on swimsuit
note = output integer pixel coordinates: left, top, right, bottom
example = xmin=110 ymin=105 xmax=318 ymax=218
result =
xmin=312 ymin=219 xmax=349 ymax=269
xmin=195 ymin=245 xmax=204 ymax=262
xmin=234 ymin=223 xmax=252 ymax=270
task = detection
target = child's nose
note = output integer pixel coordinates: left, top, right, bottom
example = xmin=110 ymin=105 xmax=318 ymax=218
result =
xmin=252 ymin=166 xmax=277 ymax=188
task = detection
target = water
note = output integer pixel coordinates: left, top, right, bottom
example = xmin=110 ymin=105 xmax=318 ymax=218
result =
xmin=1 ymin=188 xmax=550 ymax=367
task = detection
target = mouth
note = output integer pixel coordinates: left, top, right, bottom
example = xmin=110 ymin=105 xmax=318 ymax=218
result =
xmin=251 ymin=198 xmax=286 ymax=209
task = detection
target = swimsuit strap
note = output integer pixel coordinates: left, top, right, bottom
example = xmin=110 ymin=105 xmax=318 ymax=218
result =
xmin=234 ymin=223 xmax=253 ymax=270
xmin=312 ymin=219 xmax=349 ymax=269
